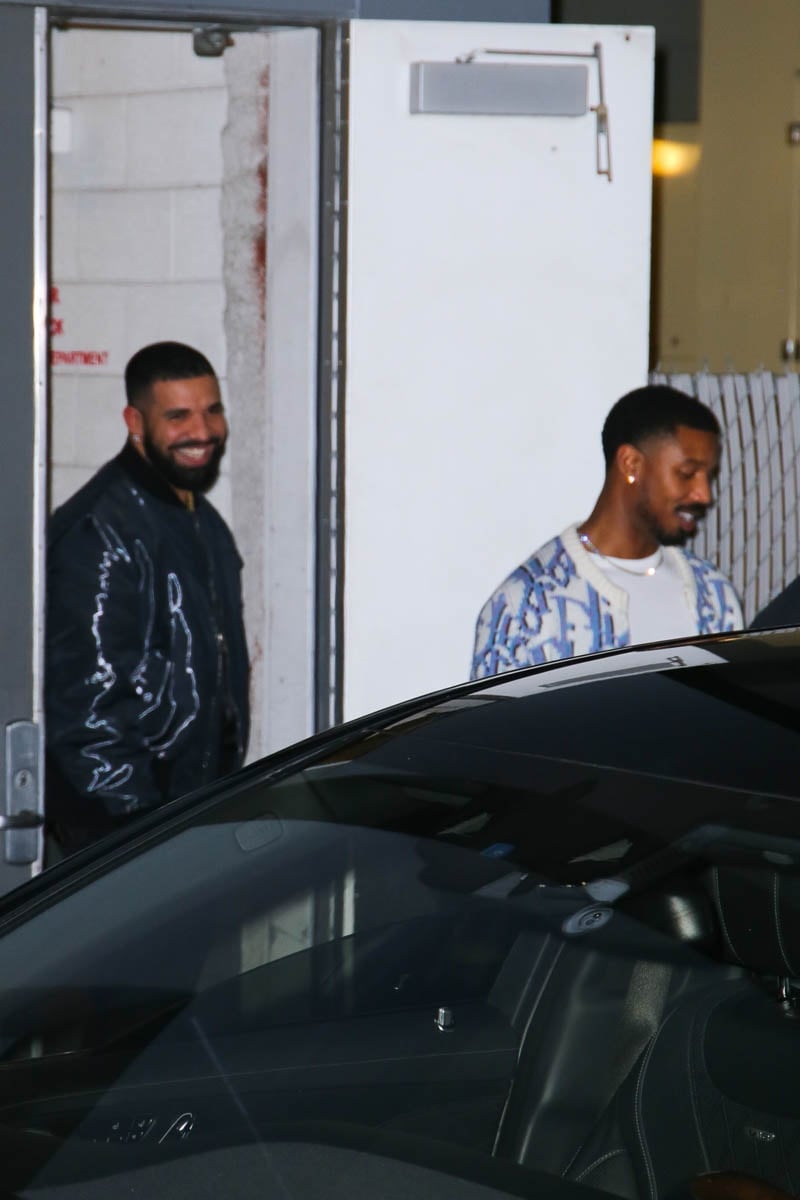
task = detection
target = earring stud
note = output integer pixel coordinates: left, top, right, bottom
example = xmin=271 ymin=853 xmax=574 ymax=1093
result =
xmin=627 ymin=474 xmax=635 ymax=484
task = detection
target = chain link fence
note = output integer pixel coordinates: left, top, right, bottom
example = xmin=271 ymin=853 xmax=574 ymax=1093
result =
xmin=649 ymin=371 xmax=800 ymax=623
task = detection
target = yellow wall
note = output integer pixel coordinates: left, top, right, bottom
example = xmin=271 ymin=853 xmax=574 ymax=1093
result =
xmin=651 ymin=0 xmax=800 ymax=372
xmin=651 ymin=122 xmax=702 ymax=371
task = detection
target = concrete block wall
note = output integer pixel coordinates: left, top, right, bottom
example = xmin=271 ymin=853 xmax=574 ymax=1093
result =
xmin=50 ymin=29 xmax=231 ymax=523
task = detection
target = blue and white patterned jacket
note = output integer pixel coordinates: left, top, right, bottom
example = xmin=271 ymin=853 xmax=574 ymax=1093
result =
xmin=471 ymin=523 xmax=743 ymax=679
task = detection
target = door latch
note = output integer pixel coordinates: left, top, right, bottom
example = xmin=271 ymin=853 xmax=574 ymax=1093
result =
xmin=4 ymin=721 xmax=43 ymax=865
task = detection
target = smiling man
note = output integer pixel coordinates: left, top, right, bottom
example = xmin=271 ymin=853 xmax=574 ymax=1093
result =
xmin=471 ymin=385 xmax=743 ymax=678
xmin=45 ymin=342 xmax=250 ymax=857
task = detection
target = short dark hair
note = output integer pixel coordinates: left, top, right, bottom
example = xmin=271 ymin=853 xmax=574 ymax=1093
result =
xmin=601 ymin=385 xmax=720 ymax=469
xmin=124 ymin=341 xmax=217 ymax=408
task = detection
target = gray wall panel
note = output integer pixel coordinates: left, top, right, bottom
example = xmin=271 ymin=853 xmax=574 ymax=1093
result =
xmin=359 ymin=0 xmax=548 ymax=18
xmin=2 ymin=0 xmax=547 ymax=19
xmin=0 ymin=2 xmax=35 ymax=722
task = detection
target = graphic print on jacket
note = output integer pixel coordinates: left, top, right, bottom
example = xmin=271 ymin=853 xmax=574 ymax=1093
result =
xmin=82 ymin=519 xmax=201 ymax=809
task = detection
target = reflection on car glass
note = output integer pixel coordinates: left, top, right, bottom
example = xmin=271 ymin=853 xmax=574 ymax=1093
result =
xmin=677 ymin=823 xmax=800 ymax=866
xmin=569 ymin=838 xmax=633 ymax=864
xmin=538 ymin=657 xmax=694 ymax=690
xmin=489 ymin=643 xmax=726 ymax=696
xmin=473 ymin=870 xmax=528 ymax=899
xmin=666 ymin=659 xmax=800 ymax=733
xmin=305 ymin=698 xmax=498 ymax=768
xmin=438 ymin=813 xmax=492 ymax=837
xmin=234 ymin=815 xmax=283 ymax=853
xmin=384 ymin=696 xmax=499 ymax=729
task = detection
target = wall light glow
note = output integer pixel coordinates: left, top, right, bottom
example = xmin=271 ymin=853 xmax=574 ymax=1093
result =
xmin=652 ymin=139 xmax=702 ymax=178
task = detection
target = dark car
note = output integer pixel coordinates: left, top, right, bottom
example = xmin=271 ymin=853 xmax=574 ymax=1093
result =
xmin=5 ymin=627 xmax=800 ymax=1198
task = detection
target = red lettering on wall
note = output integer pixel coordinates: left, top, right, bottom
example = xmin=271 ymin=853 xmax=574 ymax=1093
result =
xmin=48 ymin=284 xmax=108 ymax=366
xmin=51 ymin=350 xmax=109 ymax=367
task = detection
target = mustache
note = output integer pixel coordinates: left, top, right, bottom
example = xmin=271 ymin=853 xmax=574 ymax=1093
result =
xmin=677 ymin=504 xmax=708 ymax=516
xmin=170 ymin=438 xmax=223 ymax=451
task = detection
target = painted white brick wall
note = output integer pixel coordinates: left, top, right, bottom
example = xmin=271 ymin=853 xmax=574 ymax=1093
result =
xmin=50 ymin=29 xmax=231 ymax=520
xmin=50 ymin=25 xmax=321 ymax=761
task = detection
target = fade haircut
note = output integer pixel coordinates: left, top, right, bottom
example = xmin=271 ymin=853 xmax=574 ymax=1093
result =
xmin=601 ymin=385 xmax=720 ymax=470
xmin=124 ymin=341 xmax=216 ymax=409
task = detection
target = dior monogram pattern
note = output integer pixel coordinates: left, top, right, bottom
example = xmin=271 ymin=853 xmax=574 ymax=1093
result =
xmin=471 ymin=524 xmax=743 ymax=678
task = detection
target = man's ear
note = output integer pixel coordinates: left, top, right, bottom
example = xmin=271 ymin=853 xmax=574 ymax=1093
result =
xmin=123 ymin=406 xmax=143 ymax=441
xmin=615 ymin=443 xmax=645 ymax=486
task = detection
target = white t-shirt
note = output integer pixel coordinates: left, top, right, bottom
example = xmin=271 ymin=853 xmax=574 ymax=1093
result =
xmin=592 ymin=550 xmax=696 ymax=644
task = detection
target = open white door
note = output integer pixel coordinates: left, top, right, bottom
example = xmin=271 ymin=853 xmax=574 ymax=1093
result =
xmin=340 ymin=19 xmax=655 ymax=720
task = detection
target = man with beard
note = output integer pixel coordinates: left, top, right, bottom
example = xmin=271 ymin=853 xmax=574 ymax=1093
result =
xmin=45 ymin=342 xmax=249 ymax=856
xmin=471 ymin=385 xmax=742 ymax=677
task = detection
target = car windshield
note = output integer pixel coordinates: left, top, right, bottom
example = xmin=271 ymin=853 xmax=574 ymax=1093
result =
xmin=5 ymin=631 xmax=800 ymax=1198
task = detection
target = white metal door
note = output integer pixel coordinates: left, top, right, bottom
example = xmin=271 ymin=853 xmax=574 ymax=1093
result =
xmin=340 ymin=19 xmax=655 ymax=719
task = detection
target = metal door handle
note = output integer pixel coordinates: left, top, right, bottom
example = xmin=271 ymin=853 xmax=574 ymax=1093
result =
xmin=5 ymin=721 xmax=43 ymax=864
xmin=0 ymin=809 xmax=44 ymax=830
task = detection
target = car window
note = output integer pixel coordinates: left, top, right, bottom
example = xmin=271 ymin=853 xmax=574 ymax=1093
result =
xmin=4 ymin=641 xmax=800 ymax=1196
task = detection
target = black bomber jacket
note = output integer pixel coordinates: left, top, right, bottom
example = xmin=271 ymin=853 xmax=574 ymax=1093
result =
xmin=45 ymin=444 xmax=250 ymax=849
